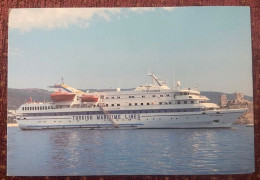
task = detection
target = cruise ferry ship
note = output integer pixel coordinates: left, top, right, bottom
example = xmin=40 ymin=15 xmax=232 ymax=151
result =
xmin=16 ymin=73 xmax=246 ymax=130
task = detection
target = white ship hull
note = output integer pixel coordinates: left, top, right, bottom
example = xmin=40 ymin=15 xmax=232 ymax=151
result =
xmin=17 ymin=107 xmax=245 ymax=130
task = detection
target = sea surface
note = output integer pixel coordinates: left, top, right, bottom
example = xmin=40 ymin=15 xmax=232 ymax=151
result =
xmin=7 ymin=125 xmax=254 ymax=176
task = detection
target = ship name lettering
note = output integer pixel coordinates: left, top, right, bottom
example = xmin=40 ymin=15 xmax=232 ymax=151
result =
xmin=124 ymin=114 xmax=140 ymax=119
xmin=73 ymin=115 xmax=93 ymax=120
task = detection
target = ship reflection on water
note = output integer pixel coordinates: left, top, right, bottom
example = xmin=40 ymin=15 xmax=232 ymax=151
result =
xmin=7 ymin=126 xmax=254 ymax=176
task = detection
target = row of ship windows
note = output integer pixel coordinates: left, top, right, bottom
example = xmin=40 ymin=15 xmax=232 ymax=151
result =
xmin=103 ymin=100 xmax=197 ymax=107
xmin=105 ymin=94 xmax=170 ymax=99
xmin=104 ymin=93 xmax=199 ymax=99
xmin=22 ymin=106 xmax=52 ymax=111
xmin=37 ymin=118 xmax=220 ymax=124
xmin=21 ymin=100 xmax=204 ymax=111
xmin=24 ymin=108 xmax=202 ymax=116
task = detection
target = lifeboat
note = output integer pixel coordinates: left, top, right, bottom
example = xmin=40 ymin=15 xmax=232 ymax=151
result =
xmin=81 ymin=94 xmax=99 ymax=102
xmin=50 ymin=92 xmax=76 ymax=102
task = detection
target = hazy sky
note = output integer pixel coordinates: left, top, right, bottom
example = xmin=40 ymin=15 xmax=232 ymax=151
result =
xmin=8 ymin=7 xmax=253 ymax=96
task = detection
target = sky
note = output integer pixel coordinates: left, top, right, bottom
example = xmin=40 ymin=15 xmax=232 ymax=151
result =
xmin=8 ymin=7 xmax=253 ymax=96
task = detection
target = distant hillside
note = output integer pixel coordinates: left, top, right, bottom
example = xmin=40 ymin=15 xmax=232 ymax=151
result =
xmin=8 ymin=88 xmax=253 ymax=110
xmin=8 ymin=88 xmax=51 ymax=110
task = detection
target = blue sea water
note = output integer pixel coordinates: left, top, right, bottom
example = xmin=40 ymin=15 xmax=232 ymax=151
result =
xmin=7 ymin=125 xmax=254 ymax=176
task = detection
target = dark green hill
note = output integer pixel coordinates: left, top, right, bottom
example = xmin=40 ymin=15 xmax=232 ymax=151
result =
xmin=8 ymin=88 xmax=51 ymax=110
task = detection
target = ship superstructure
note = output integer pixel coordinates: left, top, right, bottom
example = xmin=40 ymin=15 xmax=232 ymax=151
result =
xmin=16 ymin=73 xmax=246 ymax=130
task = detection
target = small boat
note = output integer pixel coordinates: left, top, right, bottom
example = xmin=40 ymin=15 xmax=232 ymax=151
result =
xmin=50 ymin=92 xmax=76 ymax=102
xmin=81 ymin=94 xmax=99 ymax=102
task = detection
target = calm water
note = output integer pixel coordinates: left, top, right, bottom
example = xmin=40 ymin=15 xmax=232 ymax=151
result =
xmin=7 ymin=125 xmax=254 ymax=176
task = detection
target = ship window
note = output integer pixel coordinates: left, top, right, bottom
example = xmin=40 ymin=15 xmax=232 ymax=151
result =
xmin=45 ymin=106 xmax=47 ymax=110
xmin=180 ymin=93 xmax=183 ymax=95
xmin=100 ymin=95 xmax=104 ymax=99
xmin=134 ymin=103 xmax=137 ymax=106
xmin=48 ymin=106 xmax=50 ymax=109
xmin=177 ymin=101 xmax=180 ymax=104
xmin=141 ymin=103 xmax=143 ymax=105
xmin=142 ymin=95 xmax=145 ymax=98
xmin=117 ymin=97 xmax=120 ymax=99
xmin=166 ymin=94 xmax=169 ymax=97
xmin=160 ymin=95 xmax=163 ymax=97
xmin=129 ymin=103 xmax=132 ymax=106
xmin=159 ymin=102 xmax=162 ymax=105
xmin=111 ymin=104 xmax=114 ymax=106
xmin=152 ymin=95 xmax=155 ymax=97
xmin=106 ymin=97 xmax=109 ymax=99
xmin=106 ymin=104 xmax=108 ymax=107
xmin=112 ymin=97 xmax=114 ymax=99
xmin=213 ymin=120 xmax=219 ymax=123
xmin=177 ymin=109 xmax=180 ymax=112
xmin=189 ymin=96 xmax=192 ymax=98
xmin=191 ymin=101 xmax=194 ymax=104
xmin=169 ymin=102 xmax=172 ymax=104
xmin=22 ymin=107 xmax=24 ymax=111
xmin=117 ymin=104 xmax=120 ymax=106
xmin=184 ymin=101 xmax=187 ymax=104
xmin=37 ymin=107 xmax=39 ymax=110
xmin=129 ymin=96 xmax=134 ymax=98
xmin=147 ymin=103 xmax=150 ymax=105
xmin=30 ymin=107 xmax=32 ymax=110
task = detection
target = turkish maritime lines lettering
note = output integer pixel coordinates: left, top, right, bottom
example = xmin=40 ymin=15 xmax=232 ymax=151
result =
xmin=72 ymin=114 xmax=140 ymax=120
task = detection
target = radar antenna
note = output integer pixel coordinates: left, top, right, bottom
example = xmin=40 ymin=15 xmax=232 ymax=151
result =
xmin=173 ymin=64 xmax=175 ymax=90
xmin=148 ymin=65 xmax=152 ymax=76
